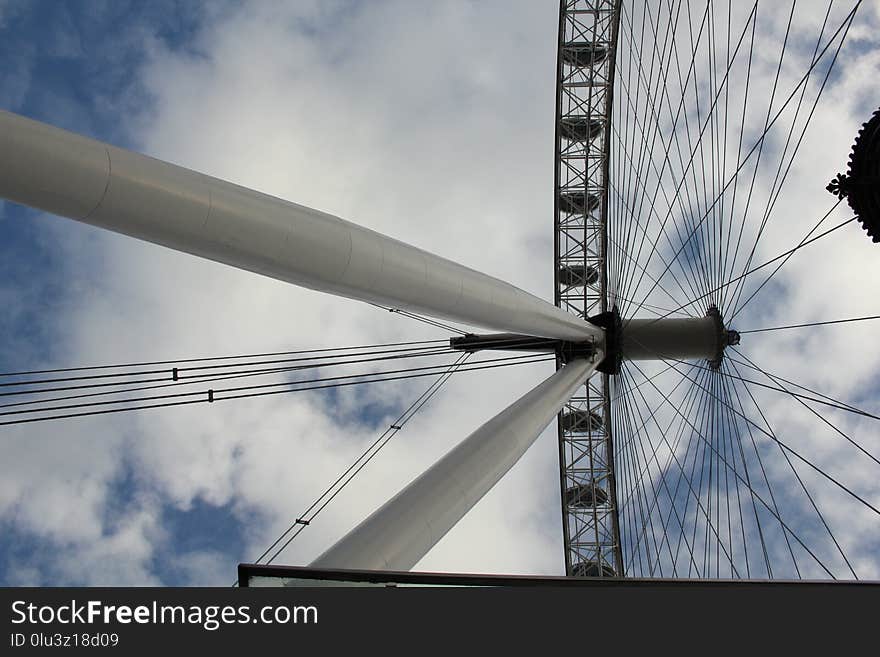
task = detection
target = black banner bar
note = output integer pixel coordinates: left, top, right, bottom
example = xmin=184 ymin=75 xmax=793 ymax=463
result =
xmin=2 ymin=580 xmax=878 ymax=652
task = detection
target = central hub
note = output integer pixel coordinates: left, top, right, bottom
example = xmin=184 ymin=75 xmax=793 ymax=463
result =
xmin=449 ymin=306 xmax=738 ymax=373
xmin=597 ymin=305 xmax=738 ymax=372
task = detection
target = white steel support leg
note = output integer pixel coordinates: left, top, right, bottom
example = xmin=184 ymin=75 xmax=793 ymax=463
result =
xmin=308 ymin=353 xmax=602 ymax=572
xmin=0 ymin=110 xmax=601 ymax=343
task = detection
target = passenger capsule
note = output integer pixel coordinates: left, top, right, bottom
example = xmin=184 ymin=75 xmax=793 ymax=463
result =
xmin=560 ymin=409 xmax=603 ymax=432
xmin=559 ymin=264 xmax=599 ymax=287
xmin=560 ymin=116 xmax=603 ymax=142
xmin=559 ymin=191 xmax=600 ymax=215
xmin=561 ymin=43 xmax=608 ymax=67
xmin=571 ymin=560 xmax=617 ymax=577
xmin=565 ymin=482 xmax=609 ymax=508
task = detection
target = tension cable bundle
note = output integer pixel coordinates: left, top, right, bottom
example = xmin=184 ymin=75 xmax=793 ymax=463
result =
xmin=0 ymin=338 xmax=555 ymax=426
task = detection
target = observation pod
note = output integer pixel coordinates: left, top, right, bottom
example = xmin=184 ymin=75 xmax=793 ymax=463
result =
xmin=571 ymin=560 xmax=617 ymax=578
xmin=565 ymin=482 xmax=609 ymax=508
xmin=561 ymin=43 xmax=608 ymax=68
xmin=560 ymin=117 xmax=603 ymax=143
xmin=560 ymin=409 xmax=603 ymax=433
xmin=559 ymin=264 xmax=599 ymax=287
xmin=559 ymin=191 xmax=600 ymax=215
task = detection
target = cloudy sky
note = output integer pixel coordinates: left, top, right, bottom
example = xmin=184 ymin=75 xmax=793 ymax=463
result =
xmin=0 ymin=0 xmax=878 ymax=585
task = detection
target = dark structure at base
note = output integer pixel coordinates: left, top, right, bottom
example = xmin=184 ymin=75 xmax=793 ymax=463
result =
xmin=238 ymin=563 xmax=880 ymax=588
xmin=827 ymin=106 xmax=880 ymax=243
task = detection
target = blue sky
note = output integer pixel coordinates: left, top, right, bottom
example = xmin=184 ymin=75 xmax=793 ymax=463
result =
xmin=1 ymin=0 xmax=878 ymax=585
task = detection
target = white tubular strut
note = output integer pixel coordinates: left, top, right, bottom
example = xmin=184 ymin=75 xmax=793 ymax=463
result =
xmin=308 ymin=354 xmax=601 ymax=572
xmin=0 ymin=110 xmax=602 ymax=343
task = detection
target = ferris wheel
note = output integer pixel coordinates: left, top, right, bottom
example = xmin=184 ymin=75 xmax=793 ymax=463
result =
xmin=0 ymin=0 xmax=878 ymax=583
xmin=555 ymin=0 xmax=879 ymax=580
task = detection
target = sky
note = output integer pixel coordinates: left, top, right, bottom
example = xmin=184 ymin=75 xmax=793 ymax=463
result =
xmin=0 ymin=0 xmax=878 ymax=585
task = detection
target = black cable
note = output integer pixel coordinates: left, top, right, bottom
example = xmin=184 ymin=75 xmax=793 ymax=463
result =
xmin=368 ymin=303 xmax=469 ymax=335
xmin=0 ymin=338 xmax=450 ymax=379
xmin=659 ymin=359 xmax=880 ymax=520
xmin=627 ymin=359 xmax=835 ymax=577
xmin=644 ymin=212 xmax=853 ymax=321
xmin=0 ymin=347 xmax=458 ymax=399
xmin=621 ymin=0 xmax=760 ymax=318
xmin=260 ymin=352 xmax=474 ymax=568
xmin=0 ymin=354 xmax=555 ymax=426
xmin=624 ymin=3 xmax=860 ymax=321
xmin=620 ymin=337 xmax=880 ymax=423
xmin=720 ymin=0 xmax=798 ymax=318
xmin=726 ymin=350 xmax=863 ymax=414
xmin=724 ymin=358 xmax=859 ymax=578
xmin=0 ymin=343 xmax=454 ymax=389
xmin=0 ymin=335 xmax=558 ymax=403
xmin=728 ymin=352 xmax=879 ymax=468
xmin=231 ymin=353 xmax=473 ymax=586
xmin=740 ymin=315 xmax=880 ymax=334
xmin=684 ymin=357 xmax=880 ymax=422
xmin=726 ymin=0 xmax=848 ymax=321
xmin=0 ymin=352 xmax=545 ymax=417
